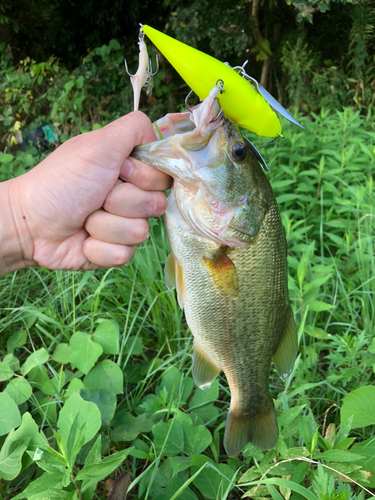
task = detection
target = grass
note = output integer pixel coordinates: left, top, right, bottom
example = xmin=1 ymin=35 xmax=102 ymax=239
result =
xmin=0 ymin=107 xmax=374 ymax=499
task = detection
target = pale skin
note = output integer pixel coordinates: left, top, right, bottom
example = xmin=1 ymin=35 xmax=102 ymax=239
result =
xmin=0 ymin=111 xmax=171 ymax=277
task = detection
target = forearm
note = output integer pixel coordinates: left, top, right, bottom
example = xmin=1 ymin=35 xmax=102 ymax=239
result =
xmin=0 ymin=179 xmax=35 ymax=277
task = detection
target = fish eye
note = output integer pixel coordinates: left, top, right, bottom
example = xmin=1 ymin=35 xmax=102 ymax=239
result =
xmin=231 ymin=142 xmax=247 ymax=161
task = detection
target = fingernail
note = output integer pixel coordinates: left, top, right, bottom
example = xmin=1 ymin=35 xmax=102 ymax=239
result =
xmin=121 ymin=159 xmax=133 ymax=180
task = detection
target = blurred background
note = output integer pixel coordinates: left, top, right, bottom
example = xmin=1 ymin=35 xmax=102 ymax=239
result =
xmin=0 ymin=0 xmax=374 ymax=148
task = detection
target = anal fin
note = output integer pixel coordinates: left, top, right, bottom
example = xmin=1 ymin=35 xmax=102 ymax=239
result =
xmin=203 ymin=247 xmax=238 ymax=298
xmin=192 ymin=343 xmax=220 ymax=390
xmin=272 ymin=304 xmax=298 ymax=381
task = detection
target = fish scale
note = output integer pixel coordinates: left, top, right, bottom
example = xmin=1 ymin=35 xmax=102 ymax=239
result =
xmin=132 ymin=88 xmax=298 ymax=456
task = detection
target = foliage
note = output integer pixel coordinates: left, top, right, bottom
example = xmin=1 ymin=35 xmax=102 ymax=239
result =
xmin=0 ymin=107 xmax=374 ymax=498
xmin=1 ymin=0 xmax=374 ymax=118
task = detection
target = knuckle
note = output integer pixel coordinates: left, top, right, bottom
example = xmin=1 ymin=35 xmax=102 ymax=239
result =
xmin=142 ymin=167 xmax=154 ymax=190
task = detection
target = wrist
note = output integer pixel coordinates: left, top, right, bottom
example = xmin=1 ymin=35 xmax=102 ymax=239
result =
xmin=0 ymin=178 xmax=36 ymax=277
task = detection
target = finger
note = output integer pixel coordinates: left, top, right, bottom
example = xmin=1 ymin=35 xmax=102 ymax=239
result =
xmin=86 ymin=111 xmax=157 ymax=168
xmin=83 ymin=237 xmax=137 ymax=268
xmin=85 ymin=209 xmax=149 ymax=246
xmin=120 ymin=157 xmax=172 ymax=191
xmin=104 ymin=182 xmax=167 ymax=219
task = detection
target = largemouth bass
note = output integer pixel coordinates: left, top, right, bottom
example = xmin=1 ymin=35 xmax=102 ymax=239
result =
xmin=132 ymin=86 xmax=298 ymax=456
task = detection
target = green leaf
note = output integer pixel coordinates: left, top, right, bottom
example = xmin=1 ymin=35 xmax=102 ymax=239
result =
xmin=21 ymin=348 xmax=49 ymax=375
xmin=350 ymin=437 xmax=375 ymax=473
xmin=242 ymin=478 xmax=318 ymax=500
xmin=52 ymin=343 xmax=73 ymax=364
xmin=278 ymin=405 xmax=305 ymax=429
xmin=0 ymin=436 xmax=28 ymax=481
xmin=33 ymin=446 xmax=68 ymax=473
xmin=0 ymin=393 xmax=21 ymax=436
xmin=308 ymin=301 xmax=334 ymax=312
xmin=109 ymin=39 xmax=121 ymax=51
xmin=80 ymin=389 xmax=117 ymax=426
xmin=4 ymin=377 xmax=32 ymax=404
xmin=11 ymin=412 xmax=48 ymax=468
xmin=57 ymin=392 xmax=101 ymax=445
xmin=112 ymin=412 xmax=155 ymax=442
xmin=93 ymin=320 xmax=119 ymax=354
xmin=7 ymin=330 xmax=27 ymax=353
xmin=76 ymin=448 xmax=131 ymax=481
xmin=66 ymin=414 xmax=86 ymax=462
xmin=42 ymin=371 xmax=66 ymax=396
xmin=154 ymin=476 xmax=198 ymax=500
xmin=304 ymin=326 xmax=329 ymax=339
xmin=12 ymin=472 xmax=65 ymax=499
xmin=0 ymin=361 xmax=14 ymax=382
xmin=75 ymin=76 xmax=84 ymax=89
xmin=65 ymin=378 xmax=85 ymax=398
xmin=176 ymin=411 xmax=212 ymax=455
xmin=341 ymin=386 xmax=375 ymax=428
xmin=3 ymin=353 xmax=20 ymax=372
xmin=64 ymin=80 xmax=74 ymax=92
xmin=84 ymin=435 xmax=101 ymax=466
xmin=123 ymin=335 xmax=143 ymax=355
xmin=69 ymin=332 xmax=103 ymax=374
xmin=156 ymin=368 xmax=193 ymax=406
xmin=191 ymin=455 xmax=236 ymax=500
xmin=83 ymin=360 xmax=123 ymax=394
xmin=334 ymin=416 xmax=353 ymax=447
xmin=314 ymin=450 xmax=364 ymax=462
xmin=169 ymin=456 xmax=192 ymax=475
xmin=190 ymin=404 xmax=219 ymax=425
xmin=292 ymin=461 xmax=309 ymax=484
xmin=153 ymin=419 xmax=184 ymax=456
xmin=0 ymin=153 xmax=14 ymax=163
xmin=189 ymin=379 xmax=219 ymax=408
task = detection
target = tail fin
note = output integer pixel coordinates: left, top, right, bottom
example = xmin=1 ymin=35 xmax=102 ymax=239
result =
xmin=223 ymin=402 xmax=278 ymax=456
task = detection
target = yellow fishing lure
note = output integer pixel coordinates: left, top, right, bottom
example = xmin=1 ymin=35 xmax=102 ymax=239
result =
xmin=142 ymin=25 xmax=282 ymax=137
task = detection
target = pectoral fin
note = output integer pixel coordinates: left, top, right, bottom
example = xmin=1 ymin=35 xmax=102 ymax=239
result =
xmin=164 ymin=253 xmax=185 ymax=309
xmin=164 ymin=253 xmax=176 ymax=291
xmin=192 ymin=343 xmax=220 ymax=390
xmin=203 ymin=247 xmax=238 ymax=298
xmin=272 ymin=305 xmax=298 ymax=381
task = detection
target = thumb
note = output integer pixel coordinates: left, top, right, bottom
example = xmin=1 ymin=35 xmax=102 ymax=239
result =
xmin=80 ymin=111 xmax=157 ymax=173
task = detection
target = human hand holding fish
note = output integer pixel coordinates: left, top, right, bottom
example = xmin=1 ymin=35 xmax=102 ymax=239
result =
xmin=0 ymin=111 xmax=171 ymax=277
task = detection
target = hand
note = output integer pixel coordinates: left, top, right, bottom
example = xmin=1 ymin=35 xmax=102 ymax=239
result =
xmin=0 ymin=112 xmax=171 ymax=275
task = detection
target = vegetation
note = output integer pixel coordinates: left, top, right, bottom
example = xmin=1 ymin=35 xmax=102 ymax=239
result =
xmin=1 ymin=1 xmax=375 ymax=499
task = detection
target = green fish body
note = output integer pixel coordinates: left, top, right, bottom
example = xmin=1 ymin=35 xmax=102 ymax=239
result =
xmin=132 ymin=89 xmax=298 ymax=455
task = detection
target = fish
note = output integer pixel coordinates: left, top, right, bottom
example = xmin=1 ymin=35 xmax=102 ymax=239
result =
xmin=132 ymin=85 xmax=298 ymax=456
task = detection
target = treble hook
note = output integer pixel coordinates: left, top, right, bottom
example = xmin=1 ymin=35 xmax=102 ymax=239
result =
xmin=185 ymin=89 xmax=194 ymax=113
xmin=124 ymin=24 xmax=159 ymax=111
xmin=124 ymin=24 xmax=159 ymax=79
xmin=211 ymin=108 xmax=224 ymax=123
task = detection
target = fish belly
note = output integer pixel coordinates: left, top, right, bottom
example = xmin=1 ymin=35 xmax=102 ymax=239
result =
xmin=165 ymin=188 xmax=289 ymax=454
